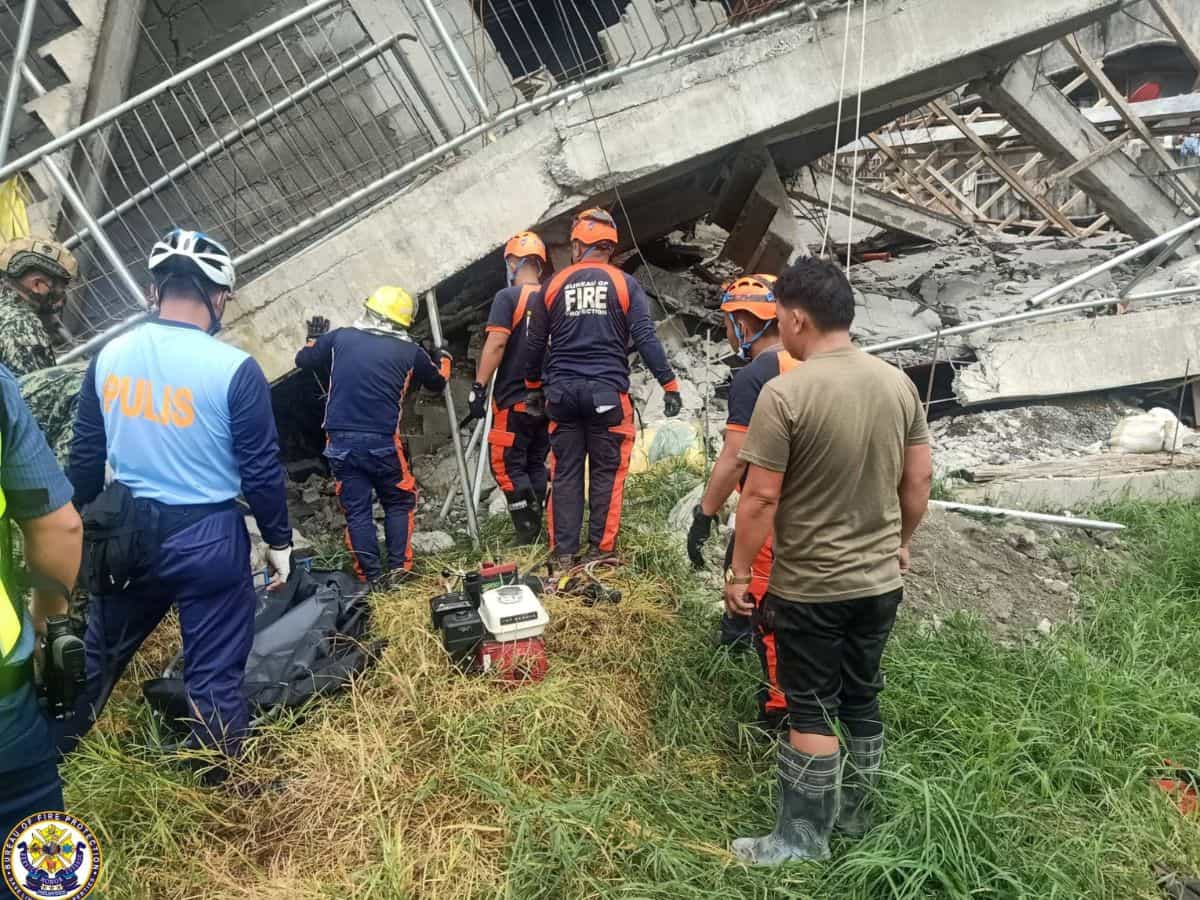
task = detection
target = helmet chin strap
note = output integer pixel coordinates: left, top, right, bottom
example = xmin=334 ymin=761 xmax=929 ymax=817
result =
xmin=728 ymin=313 xmax=771 ymax=361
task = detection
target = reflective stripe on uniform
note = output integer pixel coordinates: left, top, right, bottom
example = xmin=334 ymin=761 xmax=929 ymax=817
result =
xmin=0 ymin=430 xmax=20 ymax=659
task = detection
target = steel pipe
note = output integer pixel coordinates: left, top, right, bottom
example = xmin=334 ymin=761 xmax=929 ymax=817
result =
xmin=19 ymin=70 xmax=147 ymax=318
xmin=440 ymin=417 xmax=486 ymax=520
xmin=65 ymin=35 xmax=404 ymax=251
xmin=426 ymin=290 xmax=480 ymax=545
xmin=0 ymin=0 xmax=342 ymax=184
xmin=417 ymin=0 xmax=491 ymax=119
xmin=471 ymin=373 xmax=496 ymax=511
xmin=0 ymin=0 xmax=37 ymax=170
xmin=931 ymin=500 xmax=1124 ymax=532
xmin=864 ymin=215 xmax=1200 ymax=354
xmin=59 ymin=1 xmax=810 ymax=361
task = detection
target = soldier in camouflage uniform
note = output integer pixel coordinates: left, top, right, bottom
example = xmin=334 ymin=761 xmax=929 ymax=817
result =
xmin=18 ymin=362 xmax=87 ymax=466
xmin=0 ymin=237 xmax=78 ymax=377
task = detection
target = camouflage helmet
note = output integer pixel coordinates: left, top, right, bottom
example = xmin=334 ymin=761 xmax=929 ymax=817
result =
xmin=0 ymin=237 xmax=78 ymax=283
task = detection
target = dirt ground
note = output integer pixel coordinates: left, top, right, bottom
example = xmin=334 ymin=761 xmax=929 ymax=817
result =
xmin=903 ymin=507 xmax=1115 ymax=641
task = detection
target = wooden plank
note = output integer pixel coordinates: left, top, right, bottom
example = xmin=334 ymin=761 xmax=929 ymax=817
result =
xmin=965 ymin=451 xmax=1200 ymax=484
xmin=978 ymin=151 xmax=1044 ymax=215
xmin=1046 ymin=130 xmax=1133 ymax=186
xmin=1080 ymin=212 xmax=1112 ymax=237
xmin=930 ymin=99 xmax=1080 ymax=234
xmin=1060 ymin=36 xmax=1198 ymax=209
xmin=867 ymin=133 xmax=978 ymax=223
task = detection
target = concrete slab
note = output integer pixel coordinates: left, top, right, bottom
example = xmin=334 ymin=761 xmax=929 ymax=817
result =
xmin=957 ymin=468 xmax=1200 ymax=509
xmin=973 ymin=56 xmax=1196 ymax=253
xmin=223 ymin=0 xmax=1123 ymax=381
xmin=791 ymin=168 xmax=963 ymax=243
xmin=954 ymin=303 xmax=1200 ymax=407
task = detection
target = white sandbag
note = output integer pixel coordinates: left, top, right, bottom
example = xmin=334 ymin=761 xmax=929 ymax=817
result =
xmin=1109 ymin=408 xmax=1193 ymax=453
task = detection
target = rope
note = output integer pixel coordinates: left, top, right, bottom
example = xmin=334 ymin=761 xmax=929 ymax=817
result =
xmin=818 ymin=0 xmax=857 ymax=257
xmin=842 ymin=0 xmax=869 ymax=274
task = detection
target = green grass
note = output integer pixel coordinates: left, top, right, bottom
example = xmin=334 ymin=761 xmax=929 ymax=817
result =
xmin=61 ymin=476 xmax=1200 ymax=899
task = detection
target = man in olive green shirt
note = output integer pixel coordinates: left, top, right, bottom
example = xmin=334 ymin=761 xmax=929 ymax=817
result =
xmin=724 ymin=258 xmax=932 ymax=865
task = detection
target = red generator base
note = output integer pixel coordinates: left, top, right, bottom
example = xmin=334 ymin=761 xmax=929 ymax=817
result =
xmin=477 ymin=637 xmax=548 ymax=685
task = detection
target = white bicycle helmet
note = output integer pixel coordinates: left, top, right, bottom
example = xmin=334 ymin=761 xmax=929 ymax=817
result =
xmin=148 ymin=228 xmax=235 ymax=289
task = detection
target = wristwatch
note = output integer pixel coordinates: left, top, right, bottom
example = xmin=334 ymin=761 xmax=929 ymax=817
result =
xmin=724 ymin=567 xmax=752 ymax=586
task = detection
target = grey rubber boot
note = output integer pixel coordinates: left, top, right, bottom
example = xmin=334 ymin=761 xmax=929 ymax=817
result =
xmin=731 ymin=741 xmax=840 ymax=864
xmin=837 ymin=731 xmax=884 ymax=836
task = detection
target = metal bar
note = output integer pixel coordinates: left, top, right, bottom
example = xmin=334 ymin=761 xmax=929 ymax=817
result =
xmin=1117 ymin=231 xmax=1193 ymax=300
xmin=440 ymin=418 xmax=485 ymax=520
xmin=0 ymin=0 xmax=36 ymax=170
xmin=471 ymin=372 xmax=496 ymax=511
xmin=930 ymin=500 xmax=1124 ymax=532
xmin=18 ymin=69 xmax=146 ymax=315
xmin=418 ymin=0 xmax=491 ymax=119
xmin=1127 ymin=284 xmax=1200 ymax=303
xmin=0 ymin=0 xmax=343 ymax=183
xmin=426 ymin=289 xmax=480 ymax=544
xmin=863 ymin=215 xmax=1200 ymax=353
xmin=1171 ymin=358 xmax=1191 ymax=466
xmin=923 ymin=328 xmax=941 ymax=418
xmin=59 ymin=1 xmax=810 ymax=362
xmin=64 ymin=35 xmax=402 ymax=251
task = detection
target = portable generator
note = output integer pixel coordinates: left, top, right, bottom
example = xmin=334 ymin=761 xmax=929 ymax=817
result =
xmin=431 ymin=562 xmax=548 ymax=683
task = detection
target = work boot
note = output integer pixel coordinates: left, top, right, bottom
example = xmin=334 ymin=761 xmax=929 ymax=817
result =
xmin=731 ymin=742 xmax=840 ymax=865
xmin=837 ymin=731 xmax=884 ymax=836
xmin=508 ymin=490 xmax=542 ymax=545
xmin=718 ymin=611 xmax=754 ymax=652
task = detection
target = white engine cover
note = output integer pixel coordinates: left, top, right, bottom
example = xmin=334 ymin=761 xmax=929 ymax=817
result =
xmin=478 ymin=584 xmax=549 ymax=641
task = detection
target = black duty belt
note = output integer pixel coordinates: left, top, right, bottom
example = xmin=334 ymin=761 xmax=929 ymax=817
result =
xmin=0 ymin=657 xmax=34 ymax=698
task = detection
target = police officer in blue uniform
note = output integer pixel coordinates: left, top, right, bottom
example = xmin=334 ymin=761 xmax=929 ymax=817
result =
xmin=65 ymin=229 xmax=291 ymax=772
xmin=0 ymin=364 xmax=83 ymax=847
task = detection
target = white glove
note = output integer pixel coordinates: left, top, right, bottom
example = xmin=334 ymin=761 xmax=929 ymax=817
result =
xmin=266 ymin=545 xmax=292 ymax=592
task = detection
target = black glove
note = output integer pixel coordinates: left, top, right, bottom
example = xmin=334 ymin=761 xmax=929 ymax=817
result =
xmin=306 ymin=316 xmax=330 ymax=341
xmin=524 ymin=387 xmax=546 ymax=420
xmin=664 ymin=390 xmax=682 ymax=418
xmin=467 ymin=382 xmax=487 ymax=421
xmin=687 ymin=504 xmax=715 ymax=568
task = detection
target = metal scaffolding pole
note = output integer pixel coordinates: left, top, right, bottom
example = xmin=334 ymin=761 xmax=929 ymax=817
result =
xmin=20 ymin=69 xmax=146 ymax=316
xmin=417 ymin=0 xmax=491 ymax=119
xmin=931 ymin=500 xmax=1124 ymax=532
xmin=0 ymin=0 xmax=37 ymax=170
xmin=471 ymin=373 xmax=497 ymax=510
xmin=426 ymin=290 xmax=480 ymax=545
xmin=0 ymin=0 xmax=342 ymax=183
xmin=864 ymin=215 xmax=1200 ymax=354
xmin=59 ymin=1 xmax=810 ymax=362
xmin=64 ymin=35 xmax=404 ymax=250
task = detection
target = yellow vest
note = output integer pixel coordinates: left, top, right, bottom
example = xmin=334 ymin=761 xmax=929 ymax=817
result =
xmin=0 ymin=430 xmax=19 ymax=660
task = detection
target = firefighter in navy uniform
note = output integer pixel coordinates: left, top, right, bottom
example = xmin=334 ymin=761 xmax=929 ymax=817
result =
xmin=296 ymin=286 xmax=449 ymax=584
xmin=0 ymin=364 xmax=83 ymax=843
xmin=687 ymin=275 xmax=795 ymax=728
xmin=524 ymin=208 xmax=682 ymax=565
xmin=468 ymin=231 xmax=551 ymax=544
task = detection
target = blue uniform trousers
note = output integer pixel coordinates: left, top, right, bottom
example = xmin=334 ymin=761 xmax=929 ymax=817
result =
xmin=545 ymin=379 xmax=636 ymax=557
xmin=324 ymin=430 xmax=417 ymax=582
xmin=62 ymin=505 xmax=255 ymax=758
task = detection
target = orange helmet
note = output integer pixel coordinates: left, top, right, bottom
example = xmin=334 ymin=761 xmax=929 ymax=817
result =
xmin=721 ymin=274 xmax=779 ymax=360
xmin=570 ymin=207 xmax=618 ymax=247
xmin=504 ymin=230 xmax=546 ymax=264
xmin=720 ymin=274 xmax=777 ymax=321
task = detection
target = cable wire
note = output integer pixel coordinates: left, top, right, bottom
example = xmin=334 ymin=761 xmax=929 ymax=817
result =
xmin=842 ymin=0 xmax=869 ymax=273
xmin=818 ymin=0 xmax=856 ymax=257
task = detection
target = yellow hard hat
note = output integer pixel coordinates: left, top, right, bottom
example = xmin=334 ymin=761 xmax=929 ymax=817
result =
xmin=364 ymin=285 xmax=415 ymax=328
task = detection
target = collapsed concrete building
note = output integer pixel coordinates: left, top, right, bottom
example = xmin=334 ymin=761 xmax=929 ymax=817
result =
xmin=5 ymin=0 xmax=1200 ymax=521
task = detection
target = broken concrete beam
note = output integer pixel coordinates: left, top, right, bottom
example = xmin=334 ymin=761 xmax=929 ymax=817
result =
xmin=973 ymin=55 xmax=1197 ymax=254
xmin=954 ymin=303 xmax=1200 ymax=407
xmin=719 ymin=158 xmax=805 ymax=272
xmin=224 ymin=0 xmax=1123 ymax=382
xmin=956 ymin=454 xmax=1200 ymax=508
xmin=791 ymin=169 xmax=963 ymax=244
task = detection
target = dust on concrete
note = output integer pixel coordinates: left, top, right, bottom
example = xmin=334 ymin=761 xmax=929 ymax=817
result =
xmin=930 ymin=395 xmax=1134 ymax=478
